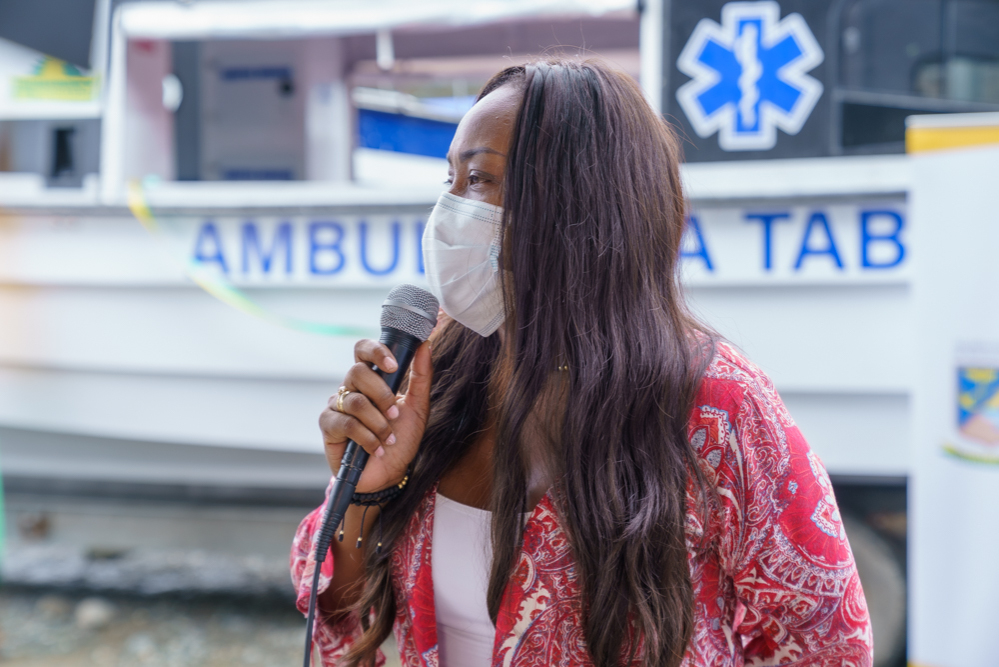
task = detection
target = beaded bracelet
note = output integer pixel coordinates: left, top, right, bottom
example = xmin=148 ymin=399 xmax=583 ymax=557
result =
xmin=337 ymin=471 xmax=410 ymax=554
xmin=351 ymin=471 xmax=410 ymax=505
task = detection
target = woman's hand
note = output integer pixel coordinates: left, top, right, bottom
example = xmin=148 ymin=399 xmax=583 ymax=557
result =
xmin=319 ymin=338 xmax=434 ymax=493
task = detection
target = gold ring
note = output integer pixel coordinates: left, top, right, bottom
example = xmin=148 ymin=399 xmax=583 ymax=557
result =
xmin=336 ymin=386 xmax=352 ymax=413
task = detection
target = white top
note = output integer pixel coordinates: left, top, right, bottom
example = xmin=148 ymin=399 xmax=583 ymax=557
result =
xmin=432 ymin=493 xmax=496 ymax=667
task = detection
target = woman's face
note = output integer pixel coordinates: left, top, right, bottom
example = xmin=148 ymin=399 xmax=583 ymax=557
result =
xmin=445 ymin=85 xmax=521 ymax=207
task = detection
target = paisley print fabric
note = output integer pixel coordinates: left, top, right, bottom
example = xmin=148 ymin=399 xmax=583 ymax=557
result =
xmin=290 ymin=342 xmax=873 ymax=666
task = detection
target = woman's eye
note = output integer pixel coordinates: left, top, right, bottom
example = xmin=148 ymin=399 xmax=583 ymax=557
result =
xmin=443 ymin=178 xmax=453 ymax=185
xmin=468 ymin=174 xmax=481 ymax=185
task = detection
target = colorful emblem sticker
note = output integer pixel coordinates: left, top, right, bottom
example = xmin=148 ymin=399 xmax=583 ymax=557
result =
xmin=13 ymin=57 xmax=95 ymax=102
xmin=945 ymin=345 xmax=999 ymax=464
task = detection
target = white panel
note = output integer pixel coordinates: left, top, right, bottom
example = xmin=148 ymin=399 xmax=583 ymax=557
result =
xmin=780 ymin=392 xmax=909 ymax=476
xmin=0 ymin=285 xmax=384 ymax=379
xmin=638 ymin=0 xmax=664 ymax=114
xmin=0 ymin=213 xmax=182 ymax=284
xmin=683 ymin=154 xmax=910 ymax=201
xmin=353 ymin=148 xmax=449 ymax=189
xmin=0 ymin=426 xmax=328 ymax=489
xmin=118 ymin=0 xmax=636 ymax=41
xmin=909 ymin=145 xmax=999 ymax=667
xmin=687 ymin=284 xmax=912 ymax=393
xmin=0 ymin=365 xmax=332 ymax=452
xmin=140 ymin=180 xmax=444 ymax=209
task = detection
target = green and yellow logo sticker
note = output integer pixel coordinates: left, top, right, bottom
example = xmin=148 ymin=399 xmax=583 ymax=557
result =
xmin=13 ymin=57 xmax=96 ymax=102
xmin=944 ymin=366 xmax=999 ymax=465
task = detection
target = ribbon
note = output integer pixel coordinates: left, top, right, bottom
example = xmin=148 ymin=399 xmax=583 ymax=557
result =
xmin=127 ymin=181 xmax=376 ymax=337
xmin=942 ymin=442 xmax=999 ymax=466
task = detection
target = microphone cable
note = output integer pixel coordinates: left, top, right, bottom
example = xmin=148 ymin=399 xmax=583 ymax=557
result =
xmin=301 ymin=285 xmax=438 ymax=667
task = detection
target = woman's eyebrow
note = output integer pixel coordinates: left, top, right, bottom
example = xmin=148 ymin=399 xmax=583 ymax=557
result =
xmin=461 ymin=147 xmax=506 ymax=161
xmin=447 ymin=147 xmax=506 ymax=164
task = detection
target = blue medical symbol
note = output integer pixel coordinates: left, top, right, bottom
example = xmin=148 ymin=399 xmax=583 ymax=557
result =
xmin=676 ymin=1 xmax=823 ymax=151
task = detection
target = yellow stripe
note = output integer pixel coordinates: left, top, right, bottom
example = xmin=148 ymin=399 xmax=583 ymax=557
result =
xmin=942 ymin=442 xmax=999 ymax=465
xmin=906 ymin=126 xmax=999 ymax=153
xmin=126 ymin=180 xmax=375 ymax=338
xmin=127 ymin=180 xmax=159 ymax=232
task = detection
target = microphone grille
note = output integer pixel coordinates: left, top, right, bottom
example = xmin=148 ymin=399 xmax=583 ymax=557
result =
xmin=380 ymin=285 xmax=439 ymax=341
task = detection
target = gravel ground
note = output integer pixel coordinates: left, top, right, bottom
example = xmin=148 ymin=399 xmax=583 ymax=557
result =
xmin=0 ymin=587 xmax=401 ymax=667
xmin=0 ymin=487 xmax=404 ymax=666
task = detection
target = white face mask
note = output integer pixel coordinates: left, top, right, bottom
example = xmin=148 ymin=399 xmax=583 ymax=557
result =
xmin=422 ymin=191 xmax=506 ymax=337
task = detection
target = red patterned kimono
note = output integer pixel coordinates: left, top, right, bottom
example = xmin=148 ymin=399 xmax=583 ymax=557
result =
xmin=291 ymin=343 xmax=873 ymax=666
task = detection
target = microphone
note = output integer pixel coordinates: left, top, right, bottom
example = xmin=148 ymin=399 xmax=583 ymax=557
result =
xmin=303 ymin=284 xmax=438 ymax=665
xmin=313 ymin=284 xmax=439 ymax=561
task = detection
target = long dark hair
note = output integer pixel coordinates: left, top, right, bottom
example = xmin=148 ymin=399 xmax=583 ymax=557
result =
xmin=343 ymin=59 xmax=715 ymax=667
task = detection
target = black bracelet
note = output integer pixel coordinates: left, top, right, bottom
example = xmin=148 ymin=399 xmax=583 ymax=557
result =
xmin=339 ymin=472 xmax=410 ymax=553
xmin=351 ymin=472 xmax=410 ymax=506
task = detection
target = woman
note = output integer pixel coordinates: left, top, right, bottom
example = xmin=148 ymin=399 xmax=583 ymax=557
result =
xmin=292 ymin=60 xmax=873 ymax=667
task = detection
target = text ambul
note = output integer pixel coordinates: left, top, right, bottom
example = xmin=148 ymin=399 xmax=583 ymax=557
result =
xmin=191 ymin=219 xmax=426 ymax=278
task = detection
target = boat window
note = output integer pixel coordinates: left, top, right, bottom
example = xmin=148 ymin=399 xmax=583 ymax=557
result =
xmin=835 ymin=0 xmax=999 ymax=152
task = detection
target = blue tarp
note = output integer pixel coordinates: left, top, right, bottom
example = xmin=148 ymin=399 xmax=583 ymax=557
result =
xmin=358 ymin=109 xmax=459 ymax=159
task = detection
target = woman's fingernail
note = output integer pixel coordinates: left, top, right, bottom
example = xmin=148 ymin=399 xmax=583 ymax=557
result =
xmin=375 ymin=446 xmax=385 ymax=458
xmin=386 ymin=433 xmax=396 ymax=446
xmin=387 ymin=405 xmax=400 ymax=420
xmin=384 ymin=357 xmax=397 ymax=371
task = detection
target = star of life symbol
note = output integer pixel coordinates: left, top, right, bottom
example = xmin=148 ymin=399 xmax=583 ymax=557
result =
xmin=676 ymin=1 xmax=824 ymax=151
